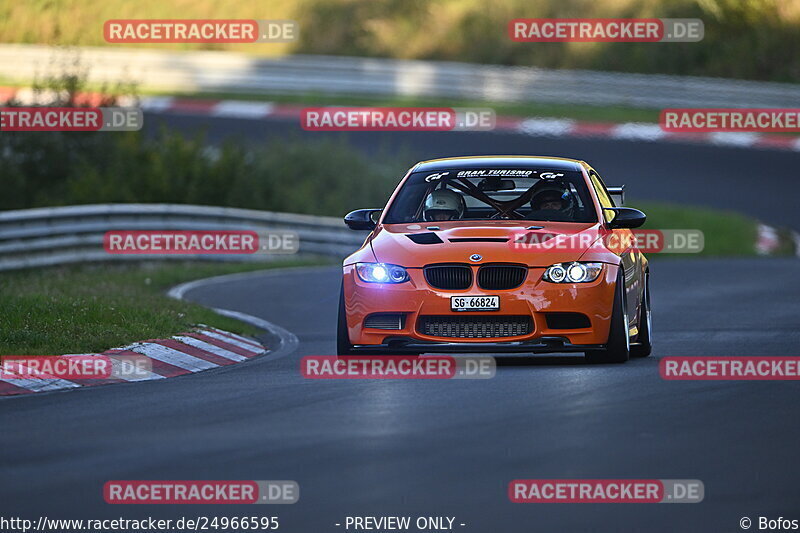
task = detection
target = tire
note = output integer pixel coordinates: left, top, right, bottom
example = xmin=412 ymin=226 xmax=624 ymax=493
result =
xmin=337 ymin=282 xmax=356 ymax=356
xmin=630 ymin=272 xmax=652 ymax=358
xmin=585 ymin=270 xmax=630 ymax=364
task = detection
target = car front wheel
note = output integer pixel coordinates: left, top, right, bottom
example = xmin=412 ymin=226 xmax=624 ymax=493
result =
xmin=585 ymin=270 xmax=630 ymax=364
xmin=337 ymin=282 xmax=356 ymax=356
xmin=630 ymin=272 xmax=652 ymax=358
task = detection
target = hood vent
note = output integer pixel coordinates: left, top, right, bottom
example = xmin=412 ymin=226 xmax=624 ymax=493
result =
xmin=407 ymin=233 xmax=443 ymax=244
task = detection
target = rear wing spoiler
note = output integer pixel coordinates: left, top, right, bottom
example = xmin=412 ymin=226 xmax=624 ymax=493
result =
xmin=608 ymin=185 xmax=625 ymax=206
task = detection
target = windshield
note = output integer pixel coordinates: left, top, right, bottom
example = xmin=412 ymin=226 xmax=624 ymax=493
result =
xmin=383 ymin=168 xmax=597 ymax=224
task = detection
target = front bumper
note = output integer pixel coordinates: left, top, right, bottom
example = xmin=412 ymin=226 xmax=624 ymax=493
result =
xmin=342 ymin=262 xmax=619 ymax=351
xmin=352 ymin=336 xmax=603 ymax=354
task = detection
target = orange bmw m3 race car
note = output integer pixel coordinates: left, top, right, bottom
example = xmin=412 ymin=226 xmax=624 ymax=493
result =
xmin=338 ymin=156 xmax=651 ymax=363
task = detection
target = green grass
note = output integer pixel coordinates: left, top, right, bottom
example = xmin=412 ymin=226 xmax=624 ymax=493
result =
xmin=633 ymin=200 xmax=760 ymax=257
xmin=0 ymin=79 xmax=662 ymax=124
xmin=0 ymin=258 xmax=331 ymax=356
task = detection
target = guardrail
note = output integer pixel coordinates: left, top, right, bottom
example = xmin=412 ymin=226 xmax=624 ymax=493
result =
xmin=1 ymin=44 xmax=799 ymax=109
xmin=0 ymin=204 xmax=366 ymax=271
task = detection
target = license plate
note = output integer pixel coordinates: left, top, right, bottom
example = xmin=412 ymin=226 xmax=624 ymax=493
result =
xmin=451 ymin=295 xmax=500 ymax=311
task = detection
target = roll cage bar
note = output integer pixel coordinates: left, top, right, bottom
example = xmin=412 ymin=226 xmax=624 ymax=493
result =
xmin=413 ymin=175 xmax=563 ymax=221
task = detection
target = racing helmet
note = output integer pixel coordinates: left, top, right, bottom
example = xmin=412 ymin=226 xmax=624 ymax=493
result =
xmin=529 ymin=182 xmax=575 ymax=217
xmin=423 ymin=189 xmax=465 ymax=221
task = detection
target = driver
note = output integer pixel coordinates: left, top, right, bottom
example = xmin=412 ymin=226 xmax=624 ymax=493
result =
xmin=423 ymin=189 xmax=466 ymax=221
xmin=532 ymin=189 xmax=566 ymax=211
xmin=529 ymin=184 xmax=574 ymax=219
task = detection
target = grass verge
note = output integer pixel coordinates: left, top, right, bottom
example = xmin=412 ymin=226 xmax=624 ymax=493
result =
xmin=0 ymin=79 xmax=662 ymax=124
xmin=0 ymin=258 xmax=332 ymax=356
xmin=633 ymin=200 xmax=759 ymax=257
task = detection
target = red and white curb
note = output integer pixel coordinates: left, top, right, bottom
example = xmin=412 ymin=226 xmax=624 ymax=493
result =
xmin=0 ymin=326 xmax=266 ymax=397
xmin=756 ymin=224 xmax=781 ymax=255
xmin=756 ymin=223 xmax=800 ymax=257
xmin=2 ymin=87 xmax=800 ymax=152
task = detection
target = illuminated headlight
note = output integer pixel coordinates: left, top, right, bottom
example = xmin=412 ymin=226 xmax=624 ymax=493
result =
xmin=356 ymin=263 xmax=410 ymax=283
xmin=543 ymin=262 xmax=603 ymax=283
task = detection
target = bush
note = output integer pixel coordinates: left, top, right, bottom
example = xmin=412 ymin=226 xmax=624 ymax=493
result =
xmin=1 ymin=73 xmax=406 ymax=215
xmin=1 ymin=129 xmax=406 ymax=215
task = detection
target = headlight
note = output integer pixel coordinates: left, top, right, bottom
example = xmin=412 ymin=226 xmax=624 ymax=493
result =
xmin=356 ymin=263 xmax=410 ymax=283
xmin=543 ymin=262 xmax=603 ymax=283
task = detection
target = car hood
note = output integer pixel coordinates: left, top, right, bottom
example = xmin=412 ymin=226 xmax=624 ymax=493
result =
xmin=371 ymin=221 xmax=611 ymax=267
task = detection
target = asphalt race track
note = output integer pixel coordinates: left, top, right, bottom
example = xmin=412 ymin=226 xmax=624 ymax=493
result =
xmin=2 ymin=120 xmax=800 ymax=532
xmin=2 ymin=259 xmax=799 ymax=532
xmin=146 ymin=113 xmax=800 ymax=230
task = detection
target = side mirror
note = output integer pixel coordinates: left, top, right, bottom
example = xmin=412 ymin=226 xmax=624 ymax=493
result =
xmin=344 ymin=209 xmax=382 ymax=230
xmin=607 ymin=207 xmax=646 ymax=229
